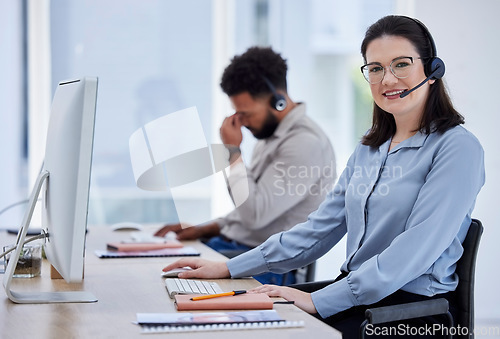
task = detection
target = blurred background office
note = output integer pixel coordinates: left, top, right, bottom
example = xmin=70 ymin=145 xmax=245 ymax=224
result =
xmin=1 ymin=0 xmax=498 ymax=333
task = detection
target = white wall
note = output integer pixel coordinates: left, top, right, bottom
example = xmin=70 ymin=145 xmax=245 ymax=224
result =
xmin=414 ymin=0 xmax=500 ymax=321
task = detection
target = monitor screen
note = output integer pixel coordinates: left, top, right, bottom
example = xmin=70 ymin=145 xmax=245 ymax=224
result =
xmin=3 ymin=77 xmax=98 ymax=303
xmin=42 ymin=78 xmax=97 ymax=283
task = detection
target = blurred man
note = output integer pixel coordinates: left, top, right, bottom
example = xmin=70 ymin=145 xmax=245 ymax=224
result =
xmin=156 ymin=47 xmax=336 ymax=285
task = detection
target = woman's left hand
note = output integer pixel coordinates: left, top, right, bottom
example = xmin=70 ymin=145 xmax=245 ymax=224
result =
xmin=248 ymin=284 xmax=317 ymax=314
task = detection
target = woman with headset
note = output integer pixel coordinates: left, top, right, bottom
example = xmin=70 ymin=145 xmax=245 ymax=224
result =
xmin=162 ymin=15 xmax=485 ymax=337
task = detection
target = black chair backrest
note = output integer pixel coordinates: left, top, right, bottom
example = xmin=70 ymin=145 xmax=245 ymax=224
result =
xmin=455 ymin=219 xmax=483 ymax=337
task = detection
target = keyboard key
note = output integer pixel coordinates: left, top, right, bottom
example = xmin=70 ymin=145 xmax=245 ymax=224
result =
xmin=164 ymin=278 xmax=223 ymax=298
xmin=187 ymin=280 xmax=201 ymax=294
xmin=194 ymin=280 xmax=208 ymax=294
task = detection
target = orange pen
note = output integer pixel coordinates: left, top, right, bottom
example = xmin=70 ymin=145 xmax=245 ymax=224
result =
xmin=190 ymin=290 xmax=247 ymax=301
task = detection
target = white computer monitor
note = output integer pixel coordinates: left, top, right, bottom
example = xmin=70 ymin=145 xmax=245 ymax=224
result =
xmin=3 ymin=77 xmax=98 ymax=303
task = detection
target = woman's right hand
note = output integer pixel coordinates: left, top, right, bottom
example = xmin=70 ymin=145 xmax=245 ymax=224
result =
xmin=162 ymin=258 xmax=230 ymax=279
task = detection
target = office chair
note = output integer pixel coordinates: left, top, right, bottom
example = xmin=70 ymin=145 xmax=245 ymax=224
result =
xmin=360 ymin=219 xmax=483 ymax=339
xmin=288 ymin=219 xmax=483 ymax=338
xmin=294 ymin=261 xmax=316 ymax=284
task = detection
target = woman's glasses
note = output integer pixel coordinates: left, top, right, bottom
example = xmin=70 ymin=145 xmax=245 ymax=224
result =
xmin=360 ymin=56 xmax=419 ymax=84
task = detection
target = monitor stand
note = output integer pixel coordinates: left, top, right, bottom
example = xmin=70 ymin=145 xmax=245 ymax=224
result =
xmin=2 ymin=171 xmax=97 ymax=304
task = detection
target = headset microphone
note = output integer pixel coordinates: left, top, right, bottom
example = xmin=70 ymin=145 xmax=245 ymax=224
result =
xmin=399 ymin=16 xmax=446 ymax=99
xmin=399 ymin=65 xmax=443 ymax=98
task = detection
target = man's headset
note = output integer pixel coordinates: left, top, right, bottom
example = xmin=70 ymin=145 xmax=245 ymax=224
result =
xmin=399 ymin=16 xmax=446 ymax=98
xmin=261 ymin=76 xmax=287 ymax=111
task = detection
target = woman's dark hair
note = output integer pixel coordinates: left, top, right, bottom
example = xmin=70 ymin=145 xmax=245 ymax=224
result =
xmin=220 ymin=46 xmax=288 ymax=98
xmin=360 ymin=15 xmax=464 ymax=147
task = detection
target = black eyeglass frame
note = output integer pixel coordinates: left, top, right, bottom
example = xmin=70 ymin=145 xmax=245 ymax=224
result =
xmin=360 ymin=56 xmax=424 ymax=84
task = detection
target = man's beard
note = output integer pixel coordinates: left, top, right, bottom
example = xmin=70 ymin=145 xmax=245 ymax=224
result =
xmin=250 ymin=110 xmax=279 ymax=139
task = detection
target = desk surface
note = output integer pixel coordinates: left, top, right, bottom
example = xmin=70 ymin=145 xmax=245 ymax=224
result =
xmin=0 ymin=226 xmax=340 ymax=338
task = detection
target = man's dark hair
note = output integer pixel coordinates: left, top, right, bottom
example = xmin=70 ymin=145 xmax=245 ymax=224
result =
xmin=360 ymin=15 xmax=464 ymax=148
xmin=220 ymin=46 xmax=288 ymax=98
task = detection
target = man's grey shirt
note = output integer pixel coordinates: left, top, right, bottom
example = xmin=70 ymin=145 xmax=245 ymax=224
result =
xmin=216 ymin=103 xmax=336 ymax=247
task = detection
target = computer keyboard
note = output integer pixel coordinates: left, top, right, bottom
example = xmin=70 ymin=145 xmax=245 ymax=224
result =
xmin=164 ymin=278 xmax=224 ymax=298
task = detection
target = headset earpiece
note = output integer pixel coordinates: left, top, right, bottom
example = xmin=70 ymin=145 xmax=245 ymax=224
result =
xmin=398 ymin=17 xmax=446 ymax=99
xmin=261 ymin=76 xmax=287 ymax=111
xmin=405 ymin=16 xmax=446 ymax=80
xmin=427 ymin=56 xmax=445 ymax=80
xmin=270 ymin=93 xmax=287 ymax=111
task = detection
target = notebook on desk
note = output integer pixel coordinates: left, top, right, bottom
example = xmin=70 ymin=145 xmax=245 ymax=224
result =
xmin=106 ymin=240 xmax=183 ymax=252
xmin=137 ymin=310 xmax=305 ymax=333
xmin=174 ymin=293 xmax=274 ymax=311
xmin=94 ymin=246 xmax=200 ymax=258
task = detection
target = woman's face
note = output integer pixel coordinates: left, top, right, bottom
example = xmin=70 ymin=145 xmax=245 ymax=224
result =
xmin=365 ymin=35 xmax=434 ymax=122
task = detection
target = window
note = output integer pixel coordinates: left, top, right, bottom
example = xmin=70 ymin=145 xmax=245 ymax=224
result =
xmin=2 ymin=0 xmax=394 ymax=230
xmin=48 ymin=0 xmax=393 ymax=227
xmin=50 ymin=0 xmax=215 ymax=225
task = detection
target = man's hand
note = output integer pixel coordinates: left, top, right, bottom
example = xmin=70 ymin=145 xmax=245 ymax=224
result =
xmin=154 ymin=223 xmax=183 ymax=237
xmin=220 ymin=113 xmax=243 ymax=147
xmin=162 ymin=258 xmax=230 ymax=279
xmin=248 ymin=285 xmax=318 ymax=314
xmin=154 ymin=222 xmax=220 ymax=240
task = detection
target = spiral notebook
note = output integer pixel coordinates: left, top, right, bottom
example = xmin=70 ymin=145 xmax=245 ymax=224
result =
xmin=136 ymin=310 xmax=304 ymax=333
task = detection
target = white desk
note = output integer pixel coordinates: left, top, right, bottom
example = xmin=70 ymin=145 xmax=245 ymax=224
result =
xmin=0 ymin=226 xmax=340 ymax=338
